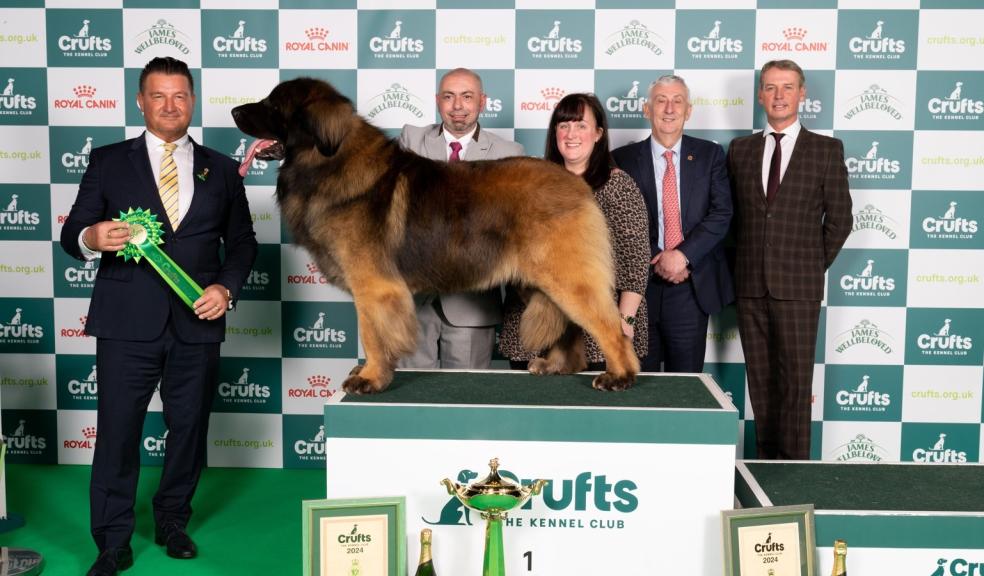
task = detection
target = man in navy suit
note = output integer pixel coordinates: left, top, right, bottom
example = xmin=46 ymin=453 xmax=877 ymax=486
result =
xmin=612 ymin=75 xmax=733 ymax=372
xmin=61 ymin=57 xmax=257 ymax=576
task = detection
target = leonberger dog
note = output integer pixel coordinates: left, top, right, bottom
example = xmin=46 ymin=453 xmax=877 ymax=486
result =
xmin=232 ymin=78 xmax=639 ymax=394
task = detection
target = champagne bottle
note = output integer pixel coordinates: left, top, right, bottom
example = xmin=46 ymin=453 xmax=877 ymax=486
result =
xmin=414 ymin=528 xmax=436 ymax=576
xmin=830 ymin=539 xmax=847 ymax=576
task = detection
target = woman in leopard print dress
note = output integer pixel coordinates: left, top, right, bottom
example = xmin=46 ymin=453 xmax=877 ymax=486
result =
xmin=499 ymin=93 xmax=650 ymax=370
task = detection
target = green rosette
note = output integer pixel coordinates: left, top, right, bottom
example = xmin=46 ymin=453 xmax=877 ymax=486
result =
xmin=115 ymin=207 xmax=204 ymax=309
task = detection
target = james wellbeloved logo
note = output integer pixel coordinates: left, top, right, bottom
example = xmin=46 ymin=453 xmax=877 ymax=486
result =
xmin=202 ymin=10 xmax=277 ymax=69
xmin=282 ymin=302 xmax=358 ymax=358
xmin=827 ymin=249 xmax=906 ymax=307
xmin=0 ymin=299 xmax=52 ymax=353
xmin=903 ymin=424 xmax=979 ymax=464
xmin=47 ymin=10 xmax=122 ymax=67
xmin=675 ymin=10 xmax=754 ymax=69
xmin=853 ymin=203 xmax=900 ymax=241
xmin=906 ymin=309 xmax=984 ymax=366
xmin=214 ymin=358 xmax=281 ymax=414
xmin=284 ymin=26 xmax=350 ymax=54
xmin=823 ymin=365 xmax=902 ymax=422
xmin=132 ymin=19 xmax=192 ymax=56
xmin=516 ymin=10 xmax=593 ymax=69
xmin=424 ymin=467 xmax=637 ymax=530
xmin=603 ymin=20 xmax=664 ymax=57
xmin=3 ymin=410 xmax=56 ymax=463
xmin=842 ymin=84 xmax=904 ymax=123
xmin=917 ymin=72 xmax=984 ymax=130
xmin=837 ymin=11 xmax=918 ymax=69
xmin=358 ymin=11 xmax=434 ymax=69
xmin=832 ymin=319 xmax=895 ymax=356
xmin=0 ymin=186 xmax=47 ymax=240
xmin=839 ymin=130 xmax=913 ymax=189
xmin=0 ymin=69 xmax=46 ymax=125
xmin=830 ymin=433 xmax=889 ymax=462
xmin=364 ymin=83 xmax=427 ymax=122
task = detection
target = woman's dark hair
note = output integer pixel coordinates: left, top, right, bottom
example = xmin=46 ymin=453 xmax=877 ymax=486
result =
xmin=544 ymin=93 xmax=613 ymax=190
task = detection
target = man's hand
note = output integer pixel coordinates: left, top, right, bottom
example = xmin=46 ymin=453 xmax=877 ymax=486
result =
xmin=83 ymin=221 xmax=130 ymax=253
xmin=652 ymin=250 xmax=690 ymax=284
xmin=194 ymin=284 xmax=231 ymax=321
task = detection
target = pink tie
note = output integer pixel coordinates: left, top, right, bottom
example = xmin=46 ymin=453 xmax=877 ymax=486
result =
xmin=662 ymin=150 xmax=683 ymax=251
xmin=449 ymin=141 xmax=462 ymax=163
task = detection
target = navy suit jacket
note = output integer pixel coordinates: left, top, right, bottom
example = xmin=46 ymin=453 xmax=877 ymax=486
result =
xmin=60 ymin=134 xmax=258 ymax=343
xmin=612 ymin=134 xmax=735 ymax=316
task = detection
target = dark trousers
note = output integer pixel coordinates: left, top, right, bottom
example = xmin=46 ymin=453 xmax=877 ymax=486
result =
xmin=90 ymin=324 xmax=219 ymax=551
xmin=641 ymin=278 xmax=709 ymax=373
xmin=736 ymin=295 xmax=821 ymax=460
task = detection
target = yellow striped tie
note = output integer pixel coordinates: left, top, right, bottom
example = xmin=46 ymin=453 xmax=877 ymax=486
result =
xmin=159 ymin=142 xmax=180 ymax=229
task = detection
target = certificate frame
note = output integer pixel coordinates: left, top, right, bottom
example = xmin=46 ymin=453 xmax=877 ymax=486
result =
xmin=722 ymin=503 xmax=816 ymax=576
xmin=302 ymin=496 xmax=406 ymax=576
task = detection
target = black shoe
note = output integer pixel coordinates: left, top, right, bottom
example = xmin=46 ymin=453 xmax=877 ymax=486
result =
xmin=155 ymin=521 xmax=198 ymax=559
xmin=86 ymin=546 xmax=134 ymax=576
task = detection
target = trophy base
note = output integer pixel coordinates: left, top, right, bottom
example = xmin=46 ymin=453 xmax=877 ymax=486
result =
xmin=0 ymin=513 xmax=25 ymax=533
xmin=0 ymin=548 xmax=44 ymax=576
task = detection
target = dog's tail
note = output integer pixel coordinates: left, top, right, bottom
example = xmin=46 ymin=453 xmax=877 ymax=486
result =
xmin=519 ymin=290 xmax=568 ymax=352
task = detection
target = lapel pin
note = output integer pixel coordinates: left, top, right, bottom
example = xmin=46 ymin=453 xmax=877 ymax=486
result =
xmin=196 ymin=168 xmax=209 ymax=182
xmin=687 ymin=155 xmax=694 ymax=161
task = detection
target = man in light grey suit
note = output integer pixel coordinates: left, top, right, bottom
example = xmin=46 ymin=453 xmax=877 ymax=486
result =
xmin=398 ymin=68 xmax=525 ymax=369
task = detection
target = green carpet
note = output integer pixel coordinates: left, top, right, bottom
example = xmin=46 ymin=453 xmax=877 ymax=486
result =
xmin=0 ymin=464 xmax=324 ymax=575
xmin=346 ymin=371 xmax=721 ymax=409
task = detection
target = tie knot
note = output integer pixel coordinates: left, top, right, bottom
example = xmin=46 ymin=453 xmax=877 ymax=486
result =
xmin=662 ymin=150 xmax=673 ymax=161
xmin=449 ymin=141 xmax=462 ymax=153
xmin=772 ymin=132 xmax=785 ymax=143
xmin=163 ymin=142 xmax=177 ymax=153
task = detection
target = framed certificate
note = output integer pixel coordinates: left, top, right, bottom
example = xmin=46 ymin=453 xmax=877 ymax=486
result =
xmin=302 ymin=497 xmax=406 ymax=576
xmin=722 ymin=504 xmax=816 ymax=576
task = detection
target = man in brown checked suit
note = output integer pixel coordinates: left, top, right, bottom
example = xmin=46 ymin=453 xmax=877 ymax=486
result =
xmin=727 ymin=60 xmax=852 ymax=460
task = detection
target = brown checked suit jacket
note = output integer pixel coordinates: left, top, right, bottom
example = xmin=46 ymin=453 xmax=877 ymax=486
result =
xmin=727 ymin=128 xmax=853 ymax=301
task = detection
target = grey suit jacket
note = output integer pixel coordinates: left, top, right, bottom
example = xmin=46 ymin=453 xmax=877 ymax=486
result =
xmin=398 ymin=123 xmax=525 ymax=326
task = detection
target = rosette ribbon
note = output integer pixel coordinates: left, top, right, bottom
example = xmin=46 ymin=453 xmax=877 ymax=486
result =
xmin=115 ymin=207 xmax=204 ymax=309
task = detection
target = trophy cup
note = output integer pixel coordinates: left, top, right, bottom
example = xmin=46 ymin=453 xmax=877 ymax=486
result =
xmin=441 ymin=458 xmax=547 ymax=576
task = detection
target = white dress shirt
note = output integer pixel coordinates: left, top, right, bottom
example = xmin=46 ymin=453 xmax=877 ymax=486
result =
xmin=760 ymin=119 xmax=802 ymax=195
xmin=442 ymin=125 xmax=477 ymax=160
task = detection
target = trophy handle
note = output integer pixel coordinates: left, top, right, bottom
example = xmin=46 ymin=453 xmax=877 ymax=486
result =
xmin=440 ymin=478 xmax=460 ymax=496
xmin=517 ymin=479 xmax=549 ymax=506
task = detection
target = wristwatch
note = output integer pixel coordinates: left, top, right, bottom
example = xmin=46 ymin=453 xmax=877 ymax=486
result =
xmin=620 ymin=313 xmax=635 ymax=326
xmin=225 ymin=288 xmax=234 ymax=310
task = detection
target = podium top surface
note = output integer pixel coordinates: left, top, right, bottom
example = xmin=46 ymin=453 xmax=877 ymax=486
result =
xmin=338 ymin=370 xmax=727 ymax=410
xmin=737 ymin=460 xmax=984 ymax=513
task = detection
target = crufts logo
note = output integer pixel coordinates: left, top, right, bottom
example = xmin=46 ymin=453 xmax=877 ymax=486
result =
xmin=835 ymin=374 xmax=891 ymax=411
xmin=922 ymin=201 xmax=978 ymax=239
xmin=845 ymin=140 xmax=901 ymax=179
xmin=4 ymin=419 xmax=47 ymax=453
xmin=687 ymin=19 xmax=743 ymax=57
xmin=213 ymin=20 xmax=267 ymax=55
xmin=143 ymin=429 xmax=167 ymax=455
xmin=61 ymin=136 xmax=94 ymax=171
xmin=293 ymin=424 xmax=326 ymax=458
xmin=293 ymin=312 xmax=347 ymax=347
xmin=0 ymin=77 xmax=38 ymax=114
xmin=217 ymin=367 xmax=271 ymax=401
xmin=67 ymin=363 xmax=98 ymax=397
xmin=0 ymin=193 xmax=41 ymax=227
xmin=57 ymin=19 xmax=113 ymax=54
xmin=338 ymin=523 xmax=371 ymax=544
xmin=369 ymin=20 xmax=424 ymax=55
xmin=853 ymin=204 xmax=898 ymax=239
xmin=53 ymin=84 xmax=118 ymax=110
xmin=839 ymin=258 xmax=895 ymax=296
xmin=232 ymin=138 xmax=268 ymax=173
xmin=527 ymin=20 xmax=583 ymax=57
xmin=931 ymin=558 xmax=984 ymax=576
xmin=848 ymin=19 xmax=905 ymax=57
xmin=928 ymin=82 xmax=983 ymax=118
xmin=912 ymin=433 xmax=967 ymax=463
xmin=64 ymin=258 xmax=97 ymax=285
xmin=605 ymin=81 xmax=646 ymax=116
xmin=754 ymin=531 xmax=785 ymax=554
xmin=916 ymin=319 xmax=972 ymax=356
xmin=364 ymin=83 xmax=425 ymax=120
xmin=0 ymin=307 xmax=43 ymax=341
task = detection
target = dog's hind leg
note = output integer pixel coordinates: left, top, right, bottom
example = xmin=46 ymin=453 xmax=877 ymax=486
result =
xmin=519 ymin=289 xmax=567 ymax=352
xmin=528 ymin=323 xmax=588 ymax=375
xmin=344 ymin=275 xmax=417 ymax=394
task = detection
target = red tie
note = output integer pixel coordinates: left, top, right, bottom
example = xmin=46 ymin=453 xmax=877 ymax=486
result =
xmin=767 ymin=132 xmax=785 ymax=203
xmin=449 ymin=141 xmax=462 ymax=163
xmin=662 ymin=150 xmax=682 ymax=251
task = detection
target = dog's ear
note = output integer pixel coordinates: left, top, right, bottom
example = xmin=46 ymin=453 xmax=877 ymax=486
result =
xmin=298 ymin=97 xmax=353 ymax=157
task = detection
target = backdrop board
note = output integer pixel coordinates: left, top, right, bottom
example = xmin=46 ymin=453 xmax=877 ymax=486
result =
xmin=324 ymin=370 xmax=738 ymax=576
xmin=735 ymin=460 xmax=984 ymax=576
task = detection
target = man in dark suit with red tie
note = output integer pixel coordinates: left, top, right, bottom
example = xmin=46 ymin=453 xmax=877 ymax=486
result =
xmin=61 ymin=57 xmax=257 ymax=576
xmin=727 ymin=60 xmax=852 ymax=460
xmin=612 ymin=75 xmax=734 ymax=373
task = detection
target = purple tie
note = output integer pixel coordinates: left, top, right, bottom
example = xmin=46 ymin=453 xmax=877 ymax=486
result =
xmin=766 ymin=132 xmax=784 ymax=203
xmin=449 ymin=141 xmax=462 ymax=163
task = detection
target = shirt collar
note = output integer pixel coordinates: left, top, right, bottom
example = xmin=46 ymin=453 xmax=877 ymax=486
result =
xmin=145 ymin=130 xmax=191 ymax=151
xmin=441 ymin=124 xmax=480 ymax=144
xmin=649 ymin=135 xmax=682 ymax=160
xmin=763 ymin=119 xmax=802 ymax=140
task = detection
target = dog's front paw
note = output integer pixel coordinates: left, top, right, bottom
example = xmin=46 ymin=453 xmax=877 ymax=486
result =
xmin=342 ymin=374 xmax=386 ymax=395
xmin=528 ymin=358 xmax=557 ymax=375
xmin=348 ymin=364 xmax=364 ymax=376
xmin=592 ymin=372 xmax=634 ymax=392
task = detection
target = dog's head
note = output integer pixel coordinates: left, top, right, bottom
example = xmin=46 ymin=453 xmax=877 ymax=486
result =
xmin=231 ymin=78 xmax=355 ymax=176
